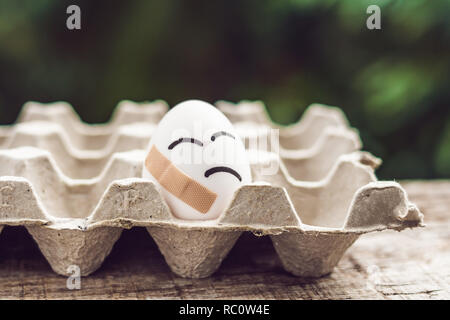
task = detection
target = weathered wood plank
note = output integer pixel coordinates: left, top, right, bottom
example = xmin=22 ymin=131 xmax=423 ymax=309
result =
xmin=0 ymin=180 xmax=448 ymax=300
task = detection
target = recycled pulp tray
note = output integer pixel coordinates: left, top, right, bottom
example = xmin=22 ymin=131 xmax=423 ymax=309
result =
xmin=0 ymin=101 xmax=423 ymax=279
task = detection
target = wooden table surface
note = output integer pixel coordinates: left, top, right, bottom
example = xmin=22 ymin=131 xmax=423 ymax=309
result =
xmin=0 ymin=181 xmax=448 ymax=300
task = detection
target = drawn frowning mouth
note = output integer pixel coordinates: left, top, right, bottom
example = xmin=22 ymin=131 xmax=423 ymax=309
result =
xmin=204 ymin=166 xmax=242 ymax=182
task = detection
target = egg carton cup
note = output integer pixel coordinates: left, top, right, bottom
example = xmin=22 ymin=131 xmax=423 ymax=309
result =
xmin=0 ymin=102 xmax=361 ymax=182
xmin=0 ymin=100 xmax=168 ymax=150
xmin=0 ymin=143 xmax=423 ymax=278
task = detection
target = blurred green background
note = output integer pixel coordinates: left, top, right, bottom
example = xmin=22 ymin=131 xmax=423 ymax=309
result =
xmin=0 ymin=0 xmax=449 ymax=179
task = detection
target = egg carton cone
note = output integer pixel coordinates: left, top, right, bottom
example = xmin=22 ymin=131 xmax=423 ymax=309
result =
xmin=0 ymin=101 xmax=423 ymax=279
xmin=0 ymin=100 xmax=167 ymax=151
xmin=0 ymin=102 xmax=360 ymax=182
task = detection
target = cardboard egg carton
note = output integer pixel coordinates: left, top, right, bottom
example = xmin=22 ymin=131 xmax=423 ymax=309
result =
xmin=0 ymin=101 xmax=423 ymax=279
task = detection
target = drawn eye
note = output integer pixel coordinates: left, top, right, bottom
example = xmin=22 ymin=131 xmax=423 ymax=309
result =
xmin=168 ymin=137 xmax=203 ymax=150
xmin=211 ymin=131 xmax=235 ymax=142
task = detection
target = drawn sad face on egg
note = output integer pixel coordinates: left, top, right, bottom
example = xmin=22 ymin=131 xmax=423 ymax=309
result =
xmin=143 ymin=100 xmax=251 ymax=220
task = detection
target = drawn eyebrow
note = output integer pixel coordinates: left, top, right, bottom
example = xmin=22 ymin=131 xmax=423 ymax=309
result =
xmin=211 ymin=131 xmax=235 ymax=141
xmin=204 ymin=166 xmax=242 ymax=182
xmin=168 ymin=137 xmax=204 ymax=150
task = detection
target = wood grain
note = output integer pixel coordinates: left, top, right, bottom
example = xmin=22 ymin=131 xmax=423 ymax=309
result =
xmin=0 ymin=181 xmax=448 ymax=300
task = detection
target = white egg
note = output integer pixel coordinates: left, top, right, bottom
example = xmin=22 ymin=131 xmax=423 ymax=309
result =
xmin=143 ymin=100 xmax=251 ymax=220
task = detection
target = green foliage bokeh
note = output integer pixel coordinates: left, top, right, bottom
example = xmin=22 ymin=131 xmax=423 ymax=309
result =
xmin=0 ymin=0 xmax=449 ymax=179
